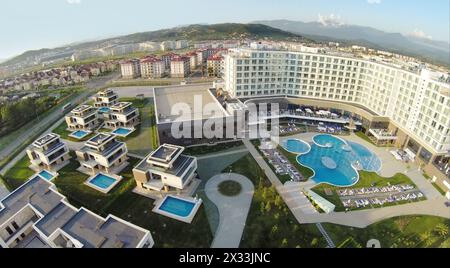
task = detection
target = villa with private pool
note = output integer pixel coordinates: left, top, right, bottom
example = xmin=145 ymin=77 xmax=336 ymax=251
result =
xmin=75 ymin=133 xmax=129 ymax=176
xmin=92 ymin=89 xmax=119 ymax=108
xmin=26 ymin=133 xmax=71 ymax=172
xmin=133 ymin=144 xmax=198 ymax=194
xmin=65 ymin=105 xmax=99 ymax=131
xmin=103 ymin=102 xmax=139 ymax=130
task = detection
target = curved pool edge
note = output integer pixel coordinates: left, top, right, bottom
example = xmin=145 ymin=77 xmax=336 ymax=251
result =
xmin=282 ymin=138 xmax=312 ymax=155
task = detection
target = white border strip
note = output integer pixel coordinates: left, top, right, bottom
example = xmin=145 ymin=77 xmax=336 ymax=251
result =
xmin=84 ymin=173 xmax=123 ymax=194
xmin=152 ymin=195 xmax=202 ymax=224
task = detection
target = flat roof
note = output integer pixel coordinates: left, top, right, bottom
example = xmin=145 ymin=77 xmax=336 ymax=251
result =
xmin=33 ymin=133 xmax=59 ymax=147
xmin=61 ymin=209 xmax=147 ymax=248
xmin=148 ymin=144 xmax=183 ymax=164
xmin=154 ymin=85 xmax=229 ymax=124
xmin=0 ymin=177 xmax=63 ymax=225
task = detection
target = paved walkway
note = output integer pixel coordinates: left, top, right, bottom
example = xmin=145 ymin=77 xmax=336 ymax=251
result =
xmin=196 ymin=148 xmax=249 ymax=160
xmin=205 ymin=173 xmax=254 ymax=248
xmin=245 ymin=135 xmax=450 ymax=228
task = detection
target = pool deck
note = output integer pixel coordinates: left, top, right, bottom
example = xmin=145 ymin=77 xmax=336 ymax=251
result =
xmin=205 ymin=173 xmax=254 ymax=248
xmin=244 ymin=134 xmax=450 ymax=228
xmin=152 ymin=195 xmax=202 ymax=224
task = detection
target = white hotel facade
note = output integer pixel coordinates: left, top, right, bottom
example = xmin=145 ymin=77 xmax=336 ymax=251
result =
xmin=223 ymin=46 xmax=450 ymax=185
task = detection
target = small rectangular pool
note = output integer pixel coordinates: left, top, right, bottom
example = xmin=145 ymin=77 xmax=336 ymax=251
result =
xmin=112 ymin=127 xmax=134 ymax=137
xmin=85 ymin=173 xmax=122 ymax=193
xmin=153 ymin=195 xmax=202 ymax=223
xmin=98 ymin=107 xmax=111 ymax=113
xmin=69 ymin=130 xmax=91 ymax=140
xmin=38 ymin=170 xmax=56 ymax=181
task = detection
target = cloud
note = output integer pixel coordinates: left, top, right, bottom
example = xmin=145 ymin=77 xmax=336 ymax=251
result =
xmin=367 ymin=0 xmax=382 ymax=4
xmin=66 ymin=0 xmax=82 ymax=4
xmin=407 ymin=29 xmax=433 ymax=40
xmin=317 ymin=14 xmax=345 ymax=27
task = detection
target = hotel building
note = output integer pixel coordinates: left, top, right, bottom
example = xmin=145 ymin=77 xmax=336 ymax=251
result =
xmin=92 ymin=89 xmax=119 ymax=108
xmin=132 ymin=144 xmax=197 ymax=193
xmin=26 ymin=133 xmax=70 ymax=172
xmin=170 ymin=56 xmax=191 ymax=78
xmin=0 ymin=176 xmax=154 ymax=248
xmin=65 ymin=105 xmax=99 ymax=131
xmin=207 ymin=55 xmax=224 ymax=77
xmin=75 ymin=133 xmax=129 ymax=175
xmin=223 ymin=46 xmax=450 ymax=187
xmin=104 ymin=102 xmax=139 ymax=129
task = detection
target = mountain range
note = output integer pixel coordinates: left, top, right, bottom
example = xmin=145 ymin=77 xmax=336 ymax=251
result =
xmin=253 ymin=19 xmax=449 ymax=66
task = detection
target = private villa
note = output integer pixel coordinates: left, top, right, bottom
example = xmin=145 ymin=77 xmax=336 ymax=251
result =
xmin=133 ymin=144 xmax=198 ymax=194
xmin=92 ymin=89 xmax=119 ymax=108
xmin=0 ymin=176 xmax=154 ymax=248
xmin=65 ymin=105 xmax=99 ymax=131
xmin=75 ymin=133 xmax=129 ymax=175
xmin=103 ymin=102 xmax=139 ymax=130
xmin=26 ymin=133 xmax=70 ymax=172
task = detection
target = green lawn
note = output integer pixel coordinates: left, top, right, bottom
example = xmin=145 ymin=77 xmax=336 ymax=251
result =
xmin=218 ymin=180 xmax=242 ymax=196
xmin=431 ymin=182 xmax=447 ymax=196
xmin=183 ymin=141 xmax=244 ymax=156
xmin=311 ymin=171 xmax=424 ymax=212
xmin=223 ymin=153 xmax=327 ymax=248
xmin=121 ymin=98 xmax=159 ymax=156
xmin=277 ymin=145 xmax=314 ymax=180
xmin=323 ymin=215 xmax=450 ymax=248
xmin=3 ymin=156 xmax=35 ymax=190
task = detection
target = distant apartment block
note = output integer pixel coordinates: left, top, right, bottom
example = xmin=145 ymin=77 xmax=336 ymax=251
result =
xmin=170 ymin=56 xmax=191 ymax=78
xmin=92 ymin=89 xmax=119 ymax=108
xmin=65 ymin=105 xmax=99 ymax=131
xmin=140 ymin=56 xmax=165 ymax=79
xmin=207 ymin=55 xmax=224 ymax=77
xmin=185 ymin=52 xmax=198 ymax=71
xmin=120 ymin=59 xmax=141 ymax=79
xmin=26 ymin=133 xmax=70 ymax=172
xmin=133 ymin=144 xmax=197 ymax=193
xmin=161 ymin=52 xmax=178 ymax=70
xmin=75 ymin=133 xmax=129 ymax=175
xmin=104 ymin=102 xmax=139 ymax=129
xmin=0 ymin=176 xmax=154 ymax=248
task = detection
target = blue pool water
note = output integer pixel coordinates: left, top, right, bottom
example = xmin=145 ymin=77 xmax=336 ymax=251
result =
xmin=71 ymin=130 xmax=89 ymax=138
xmin=39 ymin=170 xmax=55 ymax=181
xmin=98 ymin=107 xmax=110 ymax=113
xmin=159 ymin=196 xmax=196 ymax=217
xmin=112 ymin=128 xmax=132 ymax=136
xmin=289 ymin=135 xmax=381 ymax=187
xmin=282 ymin=139 xmax=311 ymax=154
xmin=89 ymin=174 xmax=117 ymax=189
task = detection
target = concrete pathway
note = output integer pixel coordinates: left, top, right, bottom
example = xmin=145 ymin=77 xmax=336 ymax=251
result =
xmin=0 ymin=182 xmax=9 ymax=200
xmin=205 ymin=173 xmax=254 ymax=248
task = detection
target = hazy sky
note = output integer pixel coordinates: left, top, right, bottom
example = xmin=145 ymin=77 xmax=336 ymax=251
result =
xmin=0 ymin=0 xmax=449 ymax=59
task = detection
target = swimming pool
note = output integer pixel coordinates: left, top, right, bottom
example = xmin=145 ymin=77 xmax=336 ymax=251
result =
xmin=159 ymin=196 xmax=196 ymax=217
xmin=85 ymin=173 xmax=122 ymax=193
xmin=98 ymin=107 xmax=111 ymax=113
xmin=282 ymin=139 xmax=311 ymax=154
xmin=112 ymin=127 xmax=134 ymax=137
xmin=69 ymin=130 xmax=90 ymax=140
xmin=286 ymin=135 xmax=381 ymax=187
xmin=38 ymin=170 xmax=56 ymax=181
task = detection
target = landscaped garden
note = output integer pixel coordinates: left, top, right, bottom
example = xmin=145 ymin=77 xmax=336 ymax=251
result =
xmin=3 ymin=156 xmax=35 ymax=190
xmin=323 ymin=215 xmax=450 ymax=248
xmin=222 ymin=153 xmax=328 ymax=248
xmin=277 ymin=145 xmax=314 ymax=179
xmin=311 ymin=171 xmax=425 ymax=211
xmin=183 ymin=140 xmax=244 ymax=156
xmin=218 ymin=180 xmax=242 ymax=196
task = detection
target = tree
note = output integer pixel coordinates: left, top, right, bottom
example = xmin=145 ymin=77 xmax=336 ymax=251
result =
xmin=265 ymin=202 xmax=272 ymax=213
xmin=434 ymin=224 xmax=449 ymax=237
xmin=274 ymin=195 xmax=283 ymax=208
xmin=259 ymin=202 xmax=265 ymax=215
xmin=281 ymin=238 xmax=288 ymax=247
xmin=271 ymin=224 xmax=278 ymax=235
